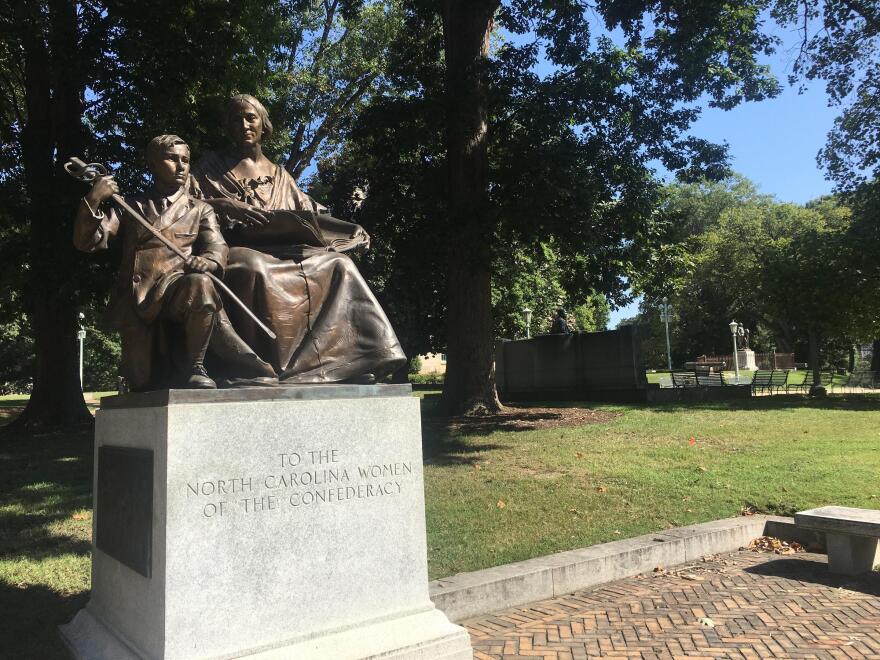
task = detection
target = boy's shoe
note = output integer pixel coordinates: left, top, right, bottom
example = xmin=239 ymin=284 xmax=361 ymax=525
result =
xmin=187 ymin=365 xmax=217 ymax=389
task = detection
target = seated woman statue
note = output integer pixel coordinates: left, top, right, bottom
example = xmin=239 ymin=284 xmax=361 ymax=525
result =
xmin=192 ymin=94 xmax=406 ymax=384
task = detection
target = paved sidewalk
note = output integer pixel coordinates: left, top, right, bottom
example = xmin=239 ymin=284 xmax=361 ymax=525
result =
xmin=464 ymin=550 xmax=880 ymax=659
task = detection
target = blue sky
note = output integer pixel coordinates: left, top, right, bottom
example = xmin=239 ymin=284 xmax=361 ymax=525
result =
xmin=607 ymin=21 xmax=840 ymax=328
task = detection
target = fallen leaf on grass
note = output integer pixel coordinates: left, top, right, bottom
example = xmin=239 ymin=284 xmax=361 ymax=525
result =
xmin=741 ymin=505 xmax=758 ymax=516
xmin=575 ymin=452 xmax=584 ymax=459
xmin=595 ymin=486 xmax=607 ymax=493
xmin=568 ymin=508 xmax=580 ymax=515
xmin=613 ymin=530 xmax=621 ymax=535
xmin=496 ymin=500 xmax=506 ymax=509
xmin=72 ymin=512 xmax=88 ymax=521
xmin=698 ymin=617 xmax=715 ymax=628
xmin=473 ymin=464 xmax=482 ymax=470
xmin=688 ymin=437 xmax=696 ymax=446
xmin=696 ymin=466 xmax=707 ymax=472
xmin=748 ymin=536 xmax=804 ymax=555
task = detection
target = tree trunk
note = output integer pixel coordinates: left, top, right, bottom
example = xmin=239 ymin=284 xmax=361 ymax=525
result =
xmin=438 ymin=0 xmax=502 ymax=415
xmin=5 ymin=2 xmax=91 ymax=435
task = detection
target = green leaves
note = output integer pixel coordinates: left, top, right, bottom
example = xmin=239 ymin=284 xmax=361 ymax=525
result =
xmin=773 ymin=0 xmax=880 ymax=188
xmin=635 ymin=175 xmax=880 ymax=367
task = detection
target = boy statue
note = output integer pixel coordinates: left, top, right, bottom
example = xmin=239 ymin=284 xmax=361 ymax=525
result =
xmin=74 ymin=134 xmax=277 ymax=391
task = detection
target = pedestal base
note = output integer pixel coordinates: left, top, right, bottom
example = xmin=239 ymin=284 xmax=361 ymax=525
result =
xmin=62 ymin=607 xmax=471 ymax=660
xmin=60 ymin=385 xmax=473 ymax=660
xmin=736 ymin=349 xmax=757 ymax=371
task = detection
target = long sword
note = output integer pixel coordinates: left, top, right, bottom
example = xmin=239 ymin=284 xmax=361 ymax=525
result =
xmin=65 ymin=157 xmax=277 ymax=341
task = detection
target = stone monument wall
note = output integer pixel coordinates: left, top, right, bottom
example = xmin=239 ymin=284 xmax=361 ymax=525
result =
xmin=496 ymin=326 xmax=647 ymax=402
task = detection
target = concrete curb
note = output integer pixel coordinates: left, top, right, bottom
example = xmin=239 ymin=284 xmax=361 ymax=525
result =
xmin=430 ymin=515 xmax=794 ymax=623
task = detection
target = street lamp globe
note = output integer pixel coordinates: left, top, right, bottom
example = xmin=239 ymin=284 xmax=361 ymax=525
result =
xmin=728 ymin=319 xmax=739 ymax=336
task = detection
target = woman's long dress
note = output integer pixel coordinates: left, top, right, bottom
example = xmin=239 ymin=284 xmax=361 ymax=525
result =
xmin=193 ymin=151 xmax=406 ymax=383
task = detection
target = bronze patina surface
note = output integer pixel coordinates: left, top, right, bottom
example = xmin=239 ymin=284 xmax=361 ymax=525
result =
xmin=70 ymin=135 xmax=278 ymax=391
xmin=193 ymin=95 xmax=406 ymax=384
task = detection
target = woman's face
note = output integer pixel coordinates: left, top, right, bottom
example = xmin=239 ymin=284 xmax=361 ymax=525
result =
xmin=229 ymin=102 xmax=263 ymax=146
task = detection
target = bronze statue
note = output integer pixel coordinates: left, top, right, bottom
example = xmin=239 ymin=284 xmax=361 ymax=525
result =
xmin=192 ymin=95 xmax=406 ymax=384
xmin=72 ymin=135 xmax=278 ymax=391
xmin=550 ymin=308 xmax=571 ymax=334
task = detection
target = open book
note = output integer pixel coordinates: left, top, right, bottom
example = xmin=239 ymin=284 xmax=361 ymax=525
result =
xmin=233 ymin=209 xmax=328 ymax=248
xmin=231 ymin=210 xmax=368 ymax=253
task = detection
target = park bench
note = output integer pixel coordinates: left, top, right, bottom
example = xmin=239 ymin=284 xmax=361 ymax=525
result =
xmin=831 ymin=372 xmax=851 ymax=393
xmin=695 ymin=372 xmax=726 ymax=387
xmin=788 ymin=370 xmax=833 ymax=394
xmin=751 ymin=370 xmax=773 ymax=394
xmin=786 ymin=370 xmax=813 ymax=394
xmin=794 ymin=506 xmax=880 ymax=575
xmin=848 ymin=370 xmax=877 ymax=391
xmin=671 ymin=371 xmax=698 ymax=387
xmin=768 ymin=370 xmax=788 ymax=393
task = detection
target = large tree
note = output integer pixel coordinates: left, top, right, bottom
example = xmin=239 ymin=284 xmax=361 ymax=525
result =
xmin=431 ymin=1 xmax=780 ymax=413
xmin=1 ymin=0 xmax=406 ymax=430
xmin=0 ymin=1 xmax=106 ymax=432
xmin=0 ymin=1 xmax=288 ymax=432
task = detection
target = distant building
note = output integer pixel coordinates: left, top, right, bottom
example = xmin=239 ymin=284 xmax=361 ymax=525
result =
xmin=417 ymin=353 xmax=447 ymax=375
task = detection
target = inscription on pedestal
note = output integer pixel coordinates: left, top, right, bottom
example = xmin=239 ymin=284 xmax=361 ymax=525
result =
xmin=184 ymin=448 xmax=415 ymax=520
xmin=96 ymin=446 xmax=153 ymax=577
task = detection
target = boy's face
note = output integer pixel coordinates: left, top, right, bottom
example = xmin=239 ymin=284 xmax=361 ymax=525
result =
xmin=150 ymin=144 xmax=190 ymax=190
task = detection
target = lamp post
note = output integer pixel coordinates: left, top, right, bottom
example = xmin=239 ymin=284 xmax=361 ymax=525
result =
xmin=659 ymin=297 xmax=672 ymax=371
xmin=521 ymin=308 xmax=532 ymax=339
xmin=728 ymin=319 xmax=740 ymax=384
xmin=77 ymin=312 xmax=86 ymax=390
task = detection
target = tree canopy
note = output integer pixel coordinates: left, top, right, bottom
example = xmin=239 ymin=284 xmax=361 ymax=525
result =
xmin=632 ymin=175 xmax=880 ymax=370
xmin=1 ymin=1 xmax=876 ymax=427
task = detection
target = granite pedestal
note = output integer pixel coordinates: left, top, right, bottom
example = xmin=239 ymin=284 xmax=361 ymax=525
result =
xmin=60 ymin=385 xmax=472 ymax=660
xmin=736 ymin=349 xmax=757 ymax=370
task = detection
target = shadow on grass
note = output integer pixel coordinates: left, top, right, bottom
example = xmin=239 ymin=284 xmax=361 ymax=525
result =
xmin=0 ymin=581 xmax=87 ymax=659
xmin=0 ymin=428 xmax=93 ymax=560
xmin=422 ymin=433 xmax=508 ymax=466
xmin=745 ymin=556 xmax=880 ymax=597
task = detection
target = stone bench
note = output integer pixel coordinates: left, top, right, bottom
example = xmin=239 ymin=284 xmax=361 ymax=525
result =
xmin=795 ymin=506 xmax=880 ymax=575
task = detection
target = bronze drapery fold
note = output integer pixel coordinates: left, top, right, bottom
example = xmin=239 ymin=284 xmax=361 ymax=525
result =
xmin=193 ymin=151 xmax=406 ymax=383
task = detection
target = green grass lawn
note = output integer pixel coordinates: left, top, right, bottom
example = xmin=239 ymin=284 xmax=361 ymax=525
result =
xmin=422 ymin=394 xmax=880 ymax=578
xmin=2 ymin=393 xmax=880 ymax=658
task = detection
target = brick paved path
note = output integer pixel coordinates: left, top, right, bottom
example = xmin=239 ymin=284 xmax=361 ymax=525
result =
xmin=464 ymin=550 xmax=880 ymax=659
